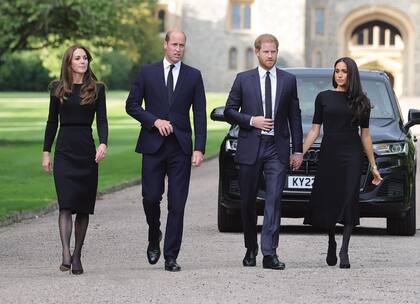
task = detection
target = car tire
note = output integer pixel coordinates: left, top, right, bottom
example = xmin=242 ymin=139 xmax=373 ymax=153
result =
xmin=218 ymin=184 xmax=243 ymax=232
xmin=386 ymin=171 xmax=416 ymax=236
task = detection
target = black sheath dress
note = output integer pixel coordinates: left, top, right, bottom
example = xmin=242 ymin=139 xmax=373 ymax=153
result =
xmin=304 ymin=90 xmax=370 ymax=229
xmin=43 ymin=83 xmax=108 ymax=214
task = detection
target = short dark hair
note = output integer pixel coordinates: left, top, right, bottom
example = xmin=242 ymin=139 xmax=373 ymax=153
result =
xmin=165 ymin=30 xmax=187 ymax=42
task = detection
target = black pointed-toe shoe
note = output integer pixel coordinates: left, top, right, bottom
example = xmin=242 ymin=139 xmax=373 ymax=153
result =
xmin=71 ymin=255 xmax=83 ymax=275
xmin=147 ymin=231 xmax=162 ymax=265
xmin=164 ymin=258 xmax=181 ymax=272
xmin=243 ymin=248 xmax=258 ymax=267
xmin=326 ymin=241 xmax=337 ymax=266
xmin=262 ymin=255 xmax=285 ymax=270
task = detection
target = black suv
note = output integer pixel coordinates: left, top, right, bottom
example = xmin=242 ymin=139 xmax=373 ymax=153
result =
xmin=211 ymin=68 xmax=420 ymax=236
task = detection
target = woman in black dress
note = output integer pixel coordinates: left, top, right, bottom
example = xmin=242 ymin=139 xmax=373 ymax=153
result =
xmin=42 ymin=45 xmax=108 ymax=274
xmin=302 ymin=57 xmax=382 ymax=268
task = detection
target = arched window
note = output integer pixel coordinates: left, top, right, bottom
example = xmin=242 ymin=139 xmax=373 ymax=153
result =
xmin=158 ymin=9 xmax=166 ymax=33
xmin=229 ymin=47 xmax=238 ymax=70
xmin=245 ymin=47 xmax=254 ymax=69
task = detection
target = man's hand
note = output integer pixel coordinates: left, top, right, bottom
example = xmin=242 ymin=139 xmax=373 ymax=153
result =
xmin=251 ymin=116 xmax=274 ymax=131
xmin=290 ymin=153 xmax=303 ymax=171
xmin=192 ymin=150 xmax=204 ymax=167
xmin=154 ymin=119 xmax=173 ymax=136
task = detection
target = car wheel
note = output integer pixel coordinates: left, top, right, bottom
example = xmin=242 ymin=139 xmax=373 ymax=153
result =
xmin=386 ymin=171 xmax=416 ymax=236
xmin=218 ymin=184 xmax=243 ymax=232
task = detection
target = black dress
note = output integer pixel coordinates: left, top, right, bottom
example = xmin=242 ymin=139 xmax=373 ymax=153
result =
xmin=43 ymin=83 xmax=108 ymax=214
xmin=303 ymin=90 xmax=370 ymax=229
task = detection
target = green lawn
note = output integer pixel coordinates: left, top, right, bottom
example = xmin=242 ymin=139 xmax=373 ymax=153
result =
xmin=0 ymin=91 xmax=229 ymax=220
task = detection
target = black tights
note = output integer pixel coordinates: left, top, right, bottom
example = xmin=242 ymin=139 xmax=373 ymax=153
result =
xmin=328 ymin=225 xmax=353 ymax=254
xmin=58 ymin=209 xmax=89 ymax=267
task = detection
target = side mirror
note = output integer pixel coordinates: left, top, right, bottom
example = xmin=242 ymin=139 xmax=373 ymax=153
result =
xmin=404 ymin=109 xmax=420 ymax=131
xmin=210 ymin=106 xmax=226 ymax=122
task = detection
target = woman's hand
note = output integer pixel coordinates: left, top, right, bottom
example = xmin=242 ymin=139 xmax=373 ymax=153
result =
xmin=95 ymin=143 xmax=107 ymax=163
xmin=42 ymin=152 xmax=52 ymax=174
xmin=371 ymin=168 xmax=383 ymax=185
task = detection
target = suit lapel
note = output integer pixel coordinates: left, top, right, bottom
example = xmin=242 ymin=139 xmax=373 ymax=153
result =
xmin=156 ymin=61 xmax=168 ymax=104
xmin=274 ymin=68 xmax=285 ymax=115
xmin=251 ymin=68 xmax=264 ymax=115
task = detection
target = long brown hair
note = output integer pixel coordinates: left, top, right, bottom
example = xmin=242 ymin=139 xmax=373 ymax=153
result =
xmin=52 ymin=45 xmax=98 ymax=105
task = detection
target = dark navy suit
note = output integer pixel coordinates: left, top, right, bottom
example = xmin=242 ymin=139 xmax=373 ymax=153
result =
xmin=224 ymin=67 xmax=302 ymax=256
xmin=126 ymin=60 xmax=206 ymax=259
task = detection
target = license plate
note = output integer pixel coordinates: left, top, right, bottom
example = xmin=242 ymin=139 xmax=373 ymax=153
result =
xmin=287 ymin=176 xmax=314 ymax=189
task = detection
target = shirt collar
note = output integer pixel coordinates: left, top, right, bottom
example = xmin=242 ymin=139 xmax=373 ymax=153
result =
xmin=163 ymin=57 xmax=181 ymax=70
xmin=258 ymin=65 xmax=276 ymax=79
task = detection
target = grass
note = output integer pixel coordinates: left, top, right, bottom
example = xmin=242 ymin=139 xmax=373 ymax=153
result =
xmin=0 ymin=91 xmax=229 ymax=220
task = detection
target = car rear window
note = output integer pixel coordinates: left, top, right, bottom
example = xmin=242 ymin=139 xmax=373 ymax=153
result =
xmin=296 ymin=76 xmax=395 ymax=122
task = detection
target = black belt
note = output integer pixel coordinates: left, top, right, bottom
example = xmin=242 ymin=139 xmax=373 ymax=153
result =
xmin=61 ymin=123 xmax=91 ymax=127
xmin=260 ymin=135 xmax=274 ymax=142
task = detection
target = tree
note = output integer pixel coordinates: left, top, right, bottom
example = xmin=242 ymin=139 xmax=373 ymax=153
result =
xmin=0 ymin=0 xmax=162 ymax=63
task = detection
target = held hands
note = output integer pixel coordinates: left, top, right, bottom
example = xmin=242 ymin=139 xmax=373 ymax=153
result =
xmin=251 ymin=116 xmax=273 ymax=132
xmin=95 ymin=143 xmax=107 ymax=163
xmin=371 ymin=168 xmax=383 ymax=185
xmin=154 ymin=119 xmax=173 ymax=136
xmin=42 ymin=152 xmax=52 ymax=174
xmin=192 ymin=150 xmax=204 ymax=167
xmin=290 ymin=153 xmax=303 ymax=171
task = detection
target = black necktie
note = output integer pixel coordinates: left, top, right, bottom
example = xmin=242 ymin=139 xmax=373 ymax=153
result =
xmin=167 ymin=64 xmax=175 ymax=106
xmin=265 ymin=71 xmax=272 ymax=119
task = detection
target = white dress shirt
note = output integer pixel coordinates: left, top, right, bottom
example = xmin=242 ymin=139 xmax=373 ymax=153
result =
xmin=258 ymin=65 xmax=276 ymax=136
xmin=163 ymin=57 xmax=181 ymax=90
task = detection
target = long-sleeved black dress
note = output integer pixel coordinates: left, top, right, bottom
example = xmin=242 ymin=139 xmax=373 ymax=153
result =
xmin=303 ymin=90 xmax=370 ymax=229
xmin=43 ymin=83 xmax=108 ymax=214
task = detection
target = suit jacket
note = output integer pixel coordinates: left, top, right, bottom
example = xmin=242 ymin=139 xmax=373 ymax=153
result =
xmin=224 ymin=67 xmax=303 ymax=165
xmin=126 ymin=60 xmax=207 ymax=155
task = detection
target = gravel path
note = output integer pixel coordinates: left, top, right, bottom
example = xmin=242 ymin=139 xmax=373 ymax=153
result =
xmin=1 ymin=155 xmax=419 ymax=303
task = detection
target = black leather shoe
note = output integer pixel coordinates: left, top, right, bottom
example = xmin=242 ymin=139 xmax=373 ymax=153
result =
xmin=164 ymin=258 xmax=181 ymax=272
xmin=147 ymin=231 xmax=162 ymax=265
xmin=339 ymin=252 xmax=350 ymax=269
xmin=326 ymin=241 xmax=337 ymax=266
xmin=262 ymin=255 xmax=285 ymax=270
xmin=243 ymin=248 xmax=258 ymax=267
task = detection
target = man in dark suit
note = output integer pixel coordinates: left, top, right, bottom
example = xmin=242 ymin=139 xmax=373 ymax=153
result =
xmin=224 ymin=34 xmax=303 ymax=270
xmin=126 ymin=30 xmax=206 ymax=272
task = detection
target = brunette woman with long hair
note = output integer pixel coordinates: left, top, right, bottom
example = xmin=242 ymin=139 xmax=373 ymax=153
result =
xmin=303 ymin=57 xmax=382 ymax=268
xmin=42 ymin=45 xmax=108 ymax=275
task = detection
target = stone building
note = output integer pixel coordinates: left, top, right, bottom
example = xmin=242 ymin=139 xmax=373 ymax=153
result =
xmin=156 ymin=0 xmax=420 ymax=96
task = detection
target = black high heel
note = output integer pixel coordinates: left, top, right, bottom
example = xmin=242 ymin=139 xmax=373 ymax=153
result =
xmin=59 ymin=256 xmax=72 ymax=272
xmin=59 ymin=263 xmax=71 ymax=272
xmin=339 ymin=252 xmax=351 ymax=269
xmin=71 ymin=254 xmax=84 ymax=275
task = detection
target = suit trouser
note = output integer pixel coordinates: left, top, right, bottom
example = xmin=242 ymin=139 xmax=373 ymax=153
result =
xmin=141 ymin=135 xmax=191 ymax=259
xmin=239 ymin=137 xmax=286 ymax=256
